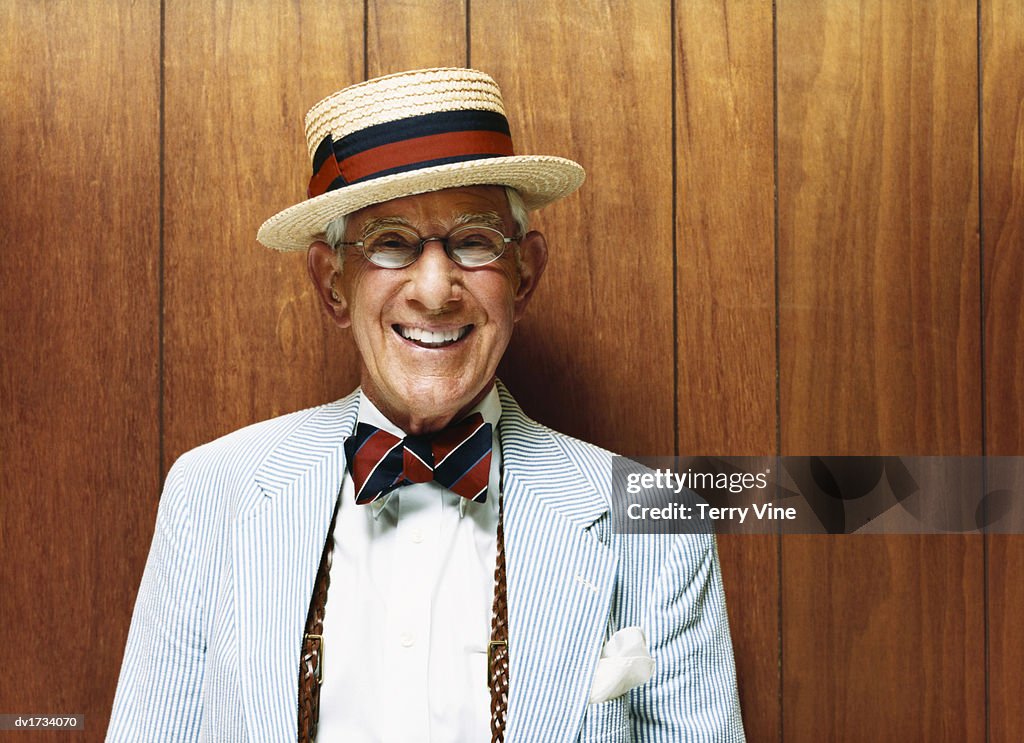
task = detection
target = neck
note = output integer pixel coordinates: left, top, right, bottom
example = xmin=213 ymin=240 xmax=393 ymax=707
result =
xmin=365 ymin=381 xmax=495 ymax=435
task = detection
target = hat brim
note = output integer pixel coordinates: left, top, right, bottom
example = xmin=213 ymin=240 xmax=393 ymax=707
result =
xmin=256 ymin=155 xmax=585 ymax=252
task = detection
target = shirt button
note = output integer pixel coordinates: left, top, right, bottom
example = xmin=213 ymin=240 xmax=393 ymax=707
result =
xmin=410 ymin=528 xmax=424 ymax=544
xmin=399 ymin=632 xmax=415 ymax=648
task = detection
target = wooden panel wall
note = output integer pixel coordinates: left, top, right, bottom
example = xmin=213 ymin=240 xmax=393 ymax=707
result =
xmin=163 ymin=1 xmax=363 ymax=467
xmin=675 ymin=3 xmax=779 ymax=735
xmin=0 ymin=2 xmax=161 ymax=741
xmin=777 ymin=2 xmax=985 ymax=741
xmin=479 ymin=0 xmax=676 ymax=457
xmin=2 ymin=2 xmax=1021 ymax=741
xmin=983 ymin=2 xmax=1024 ymax=742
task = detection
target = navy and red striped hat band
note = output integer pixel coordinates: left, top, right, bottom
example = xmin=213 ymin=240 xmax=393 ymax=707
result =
xmin=307 ymin=109 xmax=515 ymax=198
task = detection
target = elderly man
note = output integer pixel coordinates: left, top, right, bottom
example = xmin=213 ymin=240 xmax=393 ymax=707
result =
xmin=108 ymin=68 xmax=744 ymax=742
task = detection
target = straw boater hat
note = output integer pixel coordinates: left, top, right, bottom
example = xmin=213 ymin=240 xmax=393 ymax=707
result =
xmin=257 ymin=67 xmax=585 ymax=252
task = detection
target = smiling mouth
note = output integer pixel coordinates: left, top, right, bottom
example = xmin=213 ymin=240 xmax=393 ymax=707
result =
xmin=394 ymin=324 xmax=473 ymax=349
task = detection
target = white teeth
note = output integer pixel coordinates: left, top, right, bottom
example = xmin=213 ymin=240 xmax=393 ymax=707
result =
xmin=398 ymin=325 xmax=469 ymax=346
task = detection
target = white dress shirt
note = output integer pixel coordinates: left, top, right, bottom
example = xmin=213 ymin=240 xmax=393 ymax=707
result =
xmin=317 ymin=387 xmax=502 ymax=742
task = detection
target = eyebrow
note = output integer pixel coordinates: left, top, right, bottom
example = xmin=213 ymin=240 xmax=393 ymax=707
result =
xmin=359 ymin=216 xmax=413 ymax=236
xmin=359 ymin=211 xmax=506 ymax=237
xmin=452 ymin=211 xmax=505 ymax=230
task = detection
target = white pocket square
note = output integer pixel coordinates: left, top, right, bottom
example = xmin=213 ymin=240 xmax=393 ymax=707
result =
xmin=588 ymin=626 xmax=655 ymax=704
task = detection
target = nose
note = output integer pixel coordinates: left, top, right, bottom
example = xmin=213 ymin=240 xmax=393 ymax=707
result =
xmin=403 ymin=239 xmax=461 ymax=310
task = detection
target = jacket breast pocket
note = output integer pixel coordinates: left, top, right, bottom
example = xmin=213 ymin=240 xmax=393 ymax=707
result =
xmin=577 ymin=694 xmax=632 ymax=743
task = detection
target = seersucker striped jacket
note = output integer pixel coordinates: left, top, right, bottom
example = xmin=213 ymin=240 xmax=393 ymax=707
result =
xmin=108 ymin=382 xmax=744 ymax=742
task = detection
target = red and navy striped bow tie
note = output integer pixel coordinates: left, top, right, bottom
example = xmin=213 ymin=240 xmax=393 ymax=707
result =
xmin=344 ymin=413 xmax=493 ymax=505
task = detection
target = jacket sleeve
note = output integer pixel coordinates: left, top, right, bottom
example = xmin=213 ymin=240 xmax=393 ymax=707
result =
xmin=106 ymin=457 xmax=206 ymax=742
xmin=631 ymin=532 xmax=746 ymax=742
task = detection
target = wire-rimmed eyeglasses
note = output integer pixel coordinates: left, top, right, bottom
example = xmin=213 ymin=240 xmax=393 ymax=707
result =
xmin=336 ymin=225 xmax=519 ymax=269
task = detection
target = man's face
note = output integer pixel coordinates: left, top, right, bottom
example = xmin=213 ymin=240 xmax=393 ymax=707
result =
xmin=312 ymin=186 xmax=546 ymax=433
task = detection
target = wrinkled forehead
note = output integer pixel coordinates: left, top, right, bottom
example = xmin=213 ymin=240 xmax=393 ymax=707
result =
xmin=345 ymin=185 xmax=512 ymax=236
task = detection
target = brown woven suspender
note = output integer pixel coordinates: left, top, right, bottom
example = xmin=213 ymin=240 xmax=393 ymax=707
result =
xmin=297 ymin=495 xmax=509 ymax=743
xmin=297 ymin=497 xmax=340 ymax=742
xmin=487 ymin=494 xmax=510 ymax=741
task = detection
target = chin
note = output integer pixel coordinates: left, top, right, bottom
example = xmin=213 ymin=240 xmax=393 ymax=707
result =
xmin=400 ymin=377 xmax=480 ymax=414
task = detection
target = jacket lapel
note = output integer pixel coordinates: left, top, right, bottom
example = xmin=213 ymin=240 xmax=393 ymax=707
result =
xmin=234 ymin=392 xmax=359 ymax=740
xmin=498 ymin=384 xmax=618 ymax=742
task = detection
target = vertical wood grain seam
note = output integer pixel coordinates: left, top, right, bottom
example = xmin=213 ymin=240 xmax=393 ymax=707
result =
xmin=158 ymin=0 xmax=166 ymax=487
xmin=671 ymin=0 xmax=679 ymax=462
xmin=465 ymin=0 xmax=471 ymax=68
xmin=772 ymin=1 xmax=783 ymax=740
xmin=671 ymin=0 xmax=679 ymax=460
xmin=977 ymin=2 xmax=989 ymax=740
xmin=363 ymin=0 xmax=369 ymax=80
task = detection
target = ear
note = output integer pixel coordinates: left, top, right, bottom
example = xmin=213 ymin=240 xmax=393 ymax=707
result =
xmin=307 ymin=240 xmax=350 ymax=328
xmin=512 ymin=230 xmax=548 ymax=322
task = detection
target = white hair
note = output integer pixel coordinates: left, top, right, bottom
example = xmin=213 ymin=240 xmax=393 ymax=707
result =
xmin=323 ymin=186 xmax=530 ymax=251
